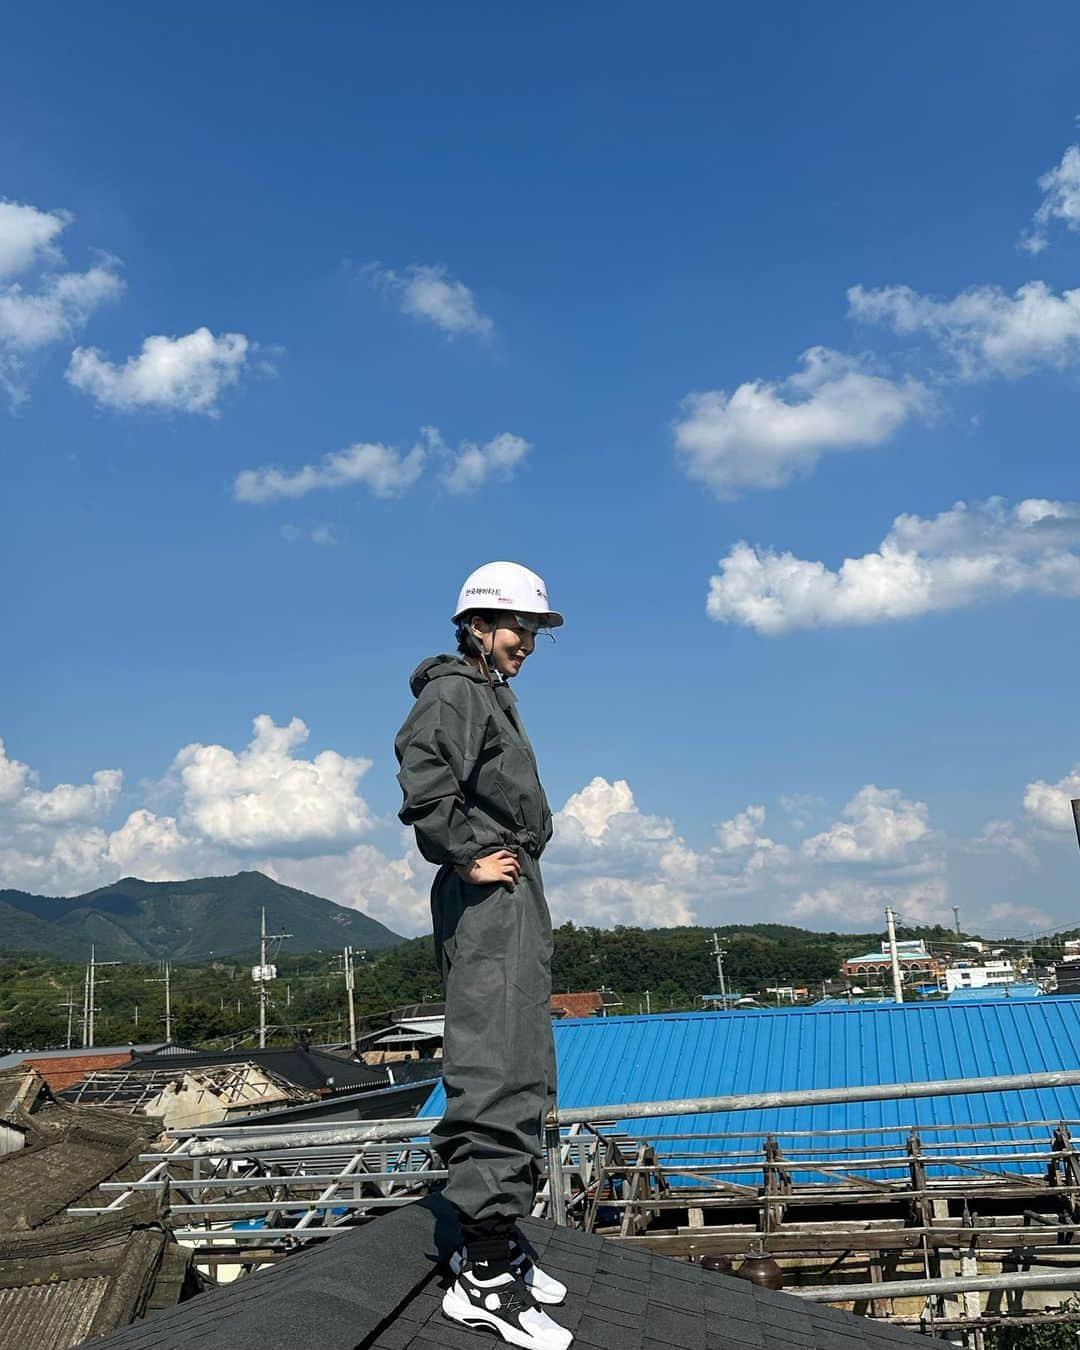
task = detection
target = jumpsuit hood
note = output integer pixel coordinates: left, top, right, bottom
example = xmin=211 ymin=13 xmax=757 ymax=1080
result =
xmin=408 ymin=653 xmax=490 ymax=699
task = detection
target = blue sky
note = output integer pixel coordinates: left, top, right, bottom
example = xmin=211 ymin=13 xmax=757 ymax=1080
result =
xmin=4 ymin=3 xmax=1080 ymax=936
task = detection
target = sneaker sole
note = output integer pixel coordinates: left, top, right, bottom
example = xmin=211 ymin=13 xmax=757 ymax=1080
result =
xmin=442 ymin=1288 xmax=572 ymax=1350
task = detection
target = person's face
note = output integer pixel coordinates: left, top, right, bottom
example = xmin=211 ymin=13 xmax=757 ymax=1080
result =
xmin=472 ymin=614 xmax=537 ymax=678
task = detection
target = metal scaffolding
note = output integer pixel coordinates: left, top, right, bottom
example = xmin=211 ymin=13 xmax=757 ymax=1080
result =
xmin=66 ymin=1066 xmax=1080 ymax=1339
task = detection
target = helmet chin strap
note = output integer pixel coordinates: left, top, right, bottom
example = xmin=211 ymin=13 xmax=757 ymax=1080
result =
xmin=460 ymin=620 xmax=502 ymax=686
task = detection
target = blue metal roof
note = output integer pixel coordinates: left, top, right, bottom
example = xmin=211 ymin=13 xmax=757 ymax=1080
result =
xmin=422 ymin=998 xmax=1080 ymax=1184
xmin=811 ymin=996 xmax=897 ymax=1008
xmin=946 ymin=983 xmax=1042 ymax=1000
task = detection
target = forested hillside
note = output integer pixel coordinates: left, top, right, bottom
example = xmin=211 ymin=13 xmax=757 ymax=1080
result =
xmin=0 ymin=871 xmax=401 ymax=961
xmin=1 ymin=917 xmax=1034 ymax=1054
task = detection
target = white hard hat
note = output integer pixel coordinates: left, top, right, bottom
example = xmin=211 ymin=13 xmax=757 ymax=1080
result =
xmin=453 ymin=561 xmax=564 ymax=628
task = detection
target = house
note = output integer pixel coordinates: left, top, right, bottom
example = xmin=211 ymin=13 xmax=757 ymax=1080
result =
xmin=0 ymin=1044 xmax=170 ymax=1092
xmin=944 ymin=959 xmax=1017 ymax=991
xmin=550 ymin=988 xmax=623 ymax=1019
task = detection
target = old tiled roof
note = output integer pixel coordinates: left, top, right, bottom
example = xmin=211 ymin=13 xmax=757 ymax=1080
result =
xmin=551 ymin=991 xmax=604 ymax=1019
xmin=92 ymin=1195 xmax=943 ymax=1350
xmin=0 ymin=1196 xmax=197 ymax=1350
xmin=0 ymin=1086 xmax=158 ymax=1230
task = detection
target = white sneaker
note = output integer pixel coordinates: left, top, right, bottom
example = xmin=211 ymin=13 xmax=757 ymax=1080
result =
xmin=443 ymin=1256 xmax=573 ymax=1349
xmin=511 ymin=1238 xmax=568 ymax=1305
xmin=450 ymin=1241 xmax=568 ymax=1306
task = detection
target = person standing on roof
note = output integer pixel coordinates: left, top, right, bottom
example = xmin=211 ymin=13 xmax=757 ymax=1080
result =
xmin=395 ymin=561 xmax=573 ymax=1350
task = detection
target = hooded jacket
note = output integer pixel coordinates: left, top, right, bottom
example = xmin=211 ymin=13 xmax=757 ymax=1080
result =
xmin=394 ymin=654 xmax=553 ymax=869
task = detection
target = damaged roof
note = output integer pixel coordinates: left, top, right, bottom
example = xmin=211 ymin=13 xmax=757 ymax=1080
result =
xmin=91 ymin=1195 xmax=943 ymax=1350
xmin=0 ymin=1196 xmax=199 ymax=1350
xmin=127 ymin=1043 xmax=390 ymax=1095
xmin=0 ymin=1072 xmax=158 ymax=1230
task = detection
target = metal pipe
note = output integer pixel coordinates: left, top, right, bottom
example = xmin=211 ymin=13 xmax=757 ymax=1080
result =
xmin=792 ymin=1267 xmax=1080 ymax=1302
xmin=545 ymin=1115 xmax=567 ymax=1227
xmin=187 ymin=1118 xmax=442 ymax=1155
xmin=184 ymin=1068 xmax=1080 ymax=1157
xmin=554 ymin=1068 xmax=1080 ymax=1126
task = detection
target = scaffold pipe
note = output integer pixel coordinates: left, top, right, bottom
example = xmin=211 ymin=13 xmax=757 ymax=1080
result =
xmin=185 ymin=1067 xmax=1080 ymax=1155
xmin=791 ymin=1267 xmax=1080 ymax=1302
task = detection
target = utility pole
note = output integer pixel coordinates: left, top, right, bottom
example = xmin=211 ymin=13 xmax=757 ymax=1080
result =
xmin=709 ymin=931 xmax=728 ymax=1008
xmin=57 ymin=985 xmax=77 ymax=1049
xmin=144 ymin=962 xmax=172 ymax=1043
xmin=84 ymin=945 xmax=119 ymax=1048
xmin=343 ymin=946 xmax=362 ymax=1053
xmin=885 ymin=907 xmax=904 ymax=1005
xmin=82 ymin=959 xmax=90 ymax=1047
xmin=254 ymin=908 xmax=292 ymax=1049
xmin=953 ymin=905 xmax=961 ymax=939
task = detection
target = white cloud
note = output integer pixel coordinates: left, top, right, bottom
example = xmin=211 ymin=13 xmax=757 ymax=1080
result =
xmin=0 ymin=264 xmax=122 ymax=353
xmin=848 ymin=280 xmax=1080 ymax=379
xmin=0 ymin=740 xmax=121 ymax=825
xmin=1020 ymin=144 xmax=1080 ymax=253
xmin=435 ymin=428 xmax=532 ymax=495
xmin=10 ymin=731 xmax=1074 ymax=937
xmin=1023 ymin=765 xmax=1080 ymax=831
xmin=715 ymin=804 xmax=773 ymax=853
xmin=707 ymin=497 xmax=1080 ymax=635
xmin=268 ymin=835 xmax=432 ymax=937
xmin=982 ymin=900 xmax=1053 ymax=931
xmin=280 ymin=522 xmax=338 ymax=546
xmin=0 ymin=720 xmax=388 ymax=902
xmin=792 ymin=878 xmax=949 ymax=926
xmin=0 ymin=200 xmax=69 ymax=279
xmin=0 ymin=739 xmax=33 ymax=804
xmin=235 ymin=425 xmax=531 ymax=503
xmin=0 ymin=199 xmax=123 ymax=405
xmin=67 ymin=327 xmax=252 ymax=414
xmin=368 ymin=262 xmax=493 ymax=337
xmin=235 ymin=436 xmax=426 ymax=503
xmin=172 ymin=715 xmax=373 ymax=856
xmin=802 ymin=786 xmax=930 ymax=864
xmin=971 ymin=819 xmax=1038 ymax=866
xmin=104 ymin=808 xmax=205 ymax=880
xmin=674 ymin=346 xmax=930 ymax=499
xmin=17 ymin=770 xmax=123 ymax=826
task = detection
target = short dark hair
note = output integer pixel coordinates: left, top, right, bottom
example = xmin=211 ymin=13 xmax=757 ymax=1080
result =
xmin=455 ymin=610 xmax=497 ymax=656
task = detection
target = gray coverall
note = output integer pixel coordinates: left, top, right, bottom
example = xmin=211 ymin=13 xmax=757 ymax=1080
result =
xmin=395 ymin=655 xmax=557 ymax=1227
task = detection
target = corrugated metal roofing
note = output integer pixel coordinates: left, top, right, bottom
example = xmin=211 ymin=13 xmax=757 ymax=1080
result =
xmin=423 ymin=997 xmax=1080 ymax=1183
xmin=811 ymin=996 xmax=896 ymax=1008
xmin=946 ymin=983 xmax=1042 ymax=1000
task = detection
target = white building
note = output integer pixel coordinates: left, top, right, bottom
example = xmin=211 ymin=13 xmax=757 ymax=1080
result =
xmin=945 ymin=960 xmax=1016 ymax=992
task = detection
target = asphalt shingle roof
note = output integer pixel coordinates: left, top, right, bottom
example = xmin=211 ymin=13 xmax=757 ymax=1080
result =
xmin=92 ymin=1196 xmax=944 ymax=1350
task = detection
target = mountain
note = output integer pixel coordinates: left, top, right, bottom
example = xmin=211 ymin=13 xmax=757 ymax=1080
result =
xmin=0 ymin=872 xmax=403 ymax=962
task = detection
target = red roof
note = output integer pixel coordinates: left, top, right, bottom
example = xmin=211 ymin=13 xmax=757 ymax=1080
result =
xmin=23 ymin=1051 xmax=132 ymax=1091
xmin=550 ymin=992 xmax=603 ymax=1019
